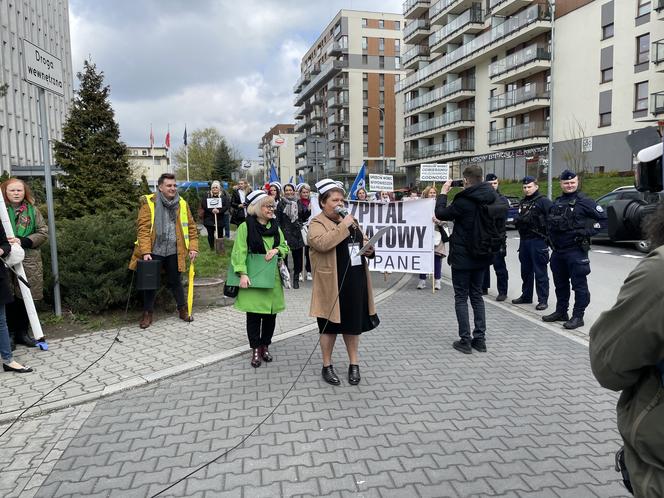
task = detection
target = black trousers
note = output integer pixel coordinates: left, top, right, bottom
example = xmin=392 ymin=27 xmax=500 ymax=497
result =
xmin=143 ymin=254 xmax=185 ymax=312
xmin=287 ymin=247 xmax=304 ymax=276
xmin=204 ymin=224 xmax=219 ymax=249
xmin=304 ymin=246 xmax=311 ymax=273
xmin=6 ymin=297 xmax=30 ymax=336
xmin=246 ymin=312 xmax=276 ymax=349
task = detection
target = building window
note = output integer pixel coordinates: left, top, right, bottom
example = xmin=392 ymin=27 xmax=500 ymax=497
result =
xmin=636 ymin=33 xmax=650 ymax=64
xmin=363 ymin=90 xmax=368 ymax=100
xmin=378 ymin=19 xmax=384 ymax=29
xmin=362 ymin=37 xmax=367 ymax=50
xmin=379 ymin=55 xmax=385 ymax=68
xmin=362 ymin=54 xmax=368 ymax=64
xmin=637 ymin=0 xmax=651 ymax=17
xmin=635 ymin=81 xmax=649 ymax=110
xmin=601 ymin=68 xmax=613 ymax=83
xmin=395 ymin=56 xmax=400 ymax=69
xmin=394 ymin=39 xmax=400 ymax=52
xmin=379 ymin=91 xmax=385 ymax=105
xmin=602 ymin=23 xmax=614 ymax=39
xmin=362 ymin=18 xmax=367 ymax=27
xmin=379 ymin=74 xmax=384 ymax=88
xmin=599 ymin=112 xmax=611 ymax=127
xmin=379 ymin=38 xmax=384 ymax=51
xmin=394 ymin=21 xmax=400 ymax=30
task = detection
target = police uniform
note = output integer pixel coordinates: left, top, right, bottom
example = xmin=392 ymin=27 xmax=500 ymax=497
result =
xmin=543 ymin=170 xmax=606 ymax=329
xmin=513 ymin=176 xmax=553 ymax=309
xmin=482 ymin=173 xmax=509 ymax=299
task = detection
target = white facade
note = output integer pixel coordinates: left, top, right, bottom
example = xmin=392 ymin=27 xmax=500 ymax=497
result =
xmin=128 ymin=146 xmax=171 ymax=186
xmin=0 ymin=0 xmax=74 ymax=173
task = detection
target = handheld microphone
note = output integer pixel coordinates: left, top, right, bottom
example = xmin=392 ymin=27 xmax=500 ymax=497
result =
xmin=334 ymin=205 xmax=349 ymax=217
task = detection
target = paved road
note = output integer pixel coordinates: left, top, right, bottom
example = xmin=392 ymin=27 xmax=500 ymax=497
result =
xmin=15 ymin=275 xmax=626 ymax=498
xmin=481 ymin=233 xmax=643 ymax=334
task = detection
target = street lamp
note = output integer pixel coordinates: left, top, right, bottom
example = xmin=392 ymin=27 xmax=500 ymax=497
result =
xmin=366 ymin=105 xmax=386 ymax=174
xmin=547 ymin=0 xmax=555 ymax=200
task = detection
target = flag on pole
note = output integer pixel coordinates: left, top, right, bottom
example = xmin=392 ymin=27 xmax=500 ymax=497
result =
xmin=349 ymin=161 xmax=367 ymax=200
xmin=269 ymin=162 xmax=280 ymax=183
xmin=183 ymin=126 xmax=188 ymax=146
xmin=165 ymin=130 xmax=171 ymax=149
xmin=149 ymin=125 xmax=154 ymax=148
xmin=298 ymin=173 xmax=304 ymax=184
xmin=288 ymin=175 xmax=293 ymax=184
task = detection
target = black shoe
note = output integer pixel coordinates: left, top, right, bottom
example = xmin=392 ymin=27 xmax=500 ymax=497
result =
xmin=471 ymin=338 xmax=487 ymax=353
xmin=496 ymin=294 xmax=507 ymax=302
xmin=348 ymin=364 xmax=361 ymax=385
xmin=481 ymin=289 xmax=488 ymax=296
xmin=260 ymin=345 xmax=273 ymax=362
xmin=512 ymin=297 xmax=532 ymax=304
xmin=563 ymin=316 xmax=584 ymax=329
xmin=293 ymin=278 xmax=299 ymax=289
xmin=322 ymin=365 xmax=340 ymax=385
xmin=14 ymin=332 xmax=36 ymax=347
xmin=3 ymin=363 xmax=33 ymax=373
xmin=453 ymin=339 xmax=472 ymax=355
xmin=542 ymin=311 xmax=569 ymax=322
xmin=250 ymin=348 xmax=261 ymax=368
xmin=535 ymin=302 xmax=548 ymax=311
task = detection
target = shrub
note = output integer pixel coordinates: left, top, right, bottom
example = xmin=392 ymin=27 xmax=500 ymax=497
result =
xmin=43 ymin=213 xmax=138 ymax=313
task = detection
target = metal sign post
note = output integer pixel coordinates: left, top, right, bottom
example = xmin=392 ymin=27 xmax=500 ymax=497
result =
xmin=21 ymin=38 xmax=64 ymax=316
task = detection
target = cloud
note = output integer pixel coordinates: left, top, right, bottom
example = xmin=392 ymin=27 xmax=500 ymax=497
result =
xmin=68 ymin=0 xmax=403 ymax=164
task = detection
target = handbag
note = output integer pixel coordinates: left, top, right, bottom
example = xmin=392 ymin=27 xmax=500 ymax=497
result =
xmin=223 ymin=282 xmax=239 ymax=298
xmin=300 ymin=223 xmax=309 ymax=245
xmin=278 ymin=259 xmax=291 ymax=289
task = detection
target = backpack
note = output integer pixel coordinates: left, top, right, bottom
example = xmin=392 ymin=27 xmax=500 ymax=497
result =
xmin=468 ymin=196 xmax=508 ymax=258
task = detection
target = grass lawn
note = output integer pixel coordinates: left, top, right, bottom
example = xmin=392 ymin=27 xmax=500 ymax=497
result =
xmin=441 ymin=174 xmax=634 ymax=201
xmin=193 ymin=237 xmax=234 ymax=279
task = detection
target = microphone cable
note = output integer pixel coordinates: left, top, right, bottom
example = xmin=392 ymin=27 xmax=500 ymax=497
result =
xmin=151 ymin=222 xmax=360 ymax=497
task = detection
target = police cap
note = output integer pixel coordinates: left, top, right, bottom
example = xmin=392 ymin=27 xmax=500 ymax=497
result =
xmin=522 ymin=175 xmax=537 ymax=184
xmin=485 ymin=173 xmax=498 ymax=181
xmin=559 ymin=169 xmax=577 ymax=180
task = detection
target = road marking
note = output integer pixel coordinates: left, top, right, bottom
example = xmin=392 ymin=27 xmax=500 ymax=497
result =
xmin=623 ymin=254 xmax=644 ymax=259
xmin=592 ymin=249 xmax=612 ymax=254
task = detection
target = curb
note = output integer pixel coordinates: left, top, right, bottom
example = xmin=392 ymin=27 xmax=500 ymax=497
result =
xmin=0 ymin=272 xmax=411 ymax=425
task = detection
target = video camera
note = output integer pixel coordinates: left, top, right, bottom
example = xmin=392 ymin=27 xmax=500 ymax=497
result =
xmin=608 ymin=129 xmax=664 ymax=242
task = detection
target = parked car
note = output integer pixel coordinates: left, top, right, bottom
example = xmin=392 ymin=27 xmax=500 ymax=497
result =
xmin=594 ymin=186 xmax=664 ymax=252
xmin=504 ymin=196 xmax=520 ymax=228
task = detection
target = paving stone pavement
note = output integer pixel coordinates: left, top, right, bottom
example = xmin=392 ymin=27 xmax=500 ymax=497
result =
xmin=1 ymin=274 xmax=628 ymax=497
xmin=0 ymin=273 xmax=400 ymax=422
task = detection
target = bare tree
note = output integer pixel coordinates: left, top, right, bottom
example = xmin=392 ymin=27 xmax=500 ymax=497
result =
xmin=561 ymin=116 xmax=590 ymax=175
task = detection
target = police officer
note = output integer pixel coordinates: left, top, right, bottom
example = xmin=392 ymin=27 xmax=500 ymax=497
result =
xmin=482 ymin=173 xmax=509 ymax=301
xmin=543 ymin=170 xmax=605 ymax=329
xmin=512 ymin=176 xmax=553 ymax=310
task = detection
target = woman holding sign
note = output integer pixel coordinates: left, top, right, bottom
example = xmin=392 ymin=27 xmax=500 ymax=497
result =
xmin=200 ymin=181 xmax=228 ymax=249
xmin=308 ymin=179 xmax=379 ymax=386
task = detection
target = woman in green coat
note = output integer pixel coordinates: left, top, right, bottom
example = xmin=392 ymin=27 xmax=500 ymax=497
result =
xmin=231 ymin=190 xmax=288 ymax=368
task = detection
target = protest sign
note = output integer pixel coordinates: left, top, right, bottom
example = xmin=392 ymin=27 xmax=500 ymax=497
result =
xmin=419 ymin=163 xmax=449 ymax=182
xmin=206 ymin=198 xmax=223 ymax=209
xmin=368 ymin=174 xmax=393 ymax=192
xmin=348 ymin=198 xmax=435 ymax=273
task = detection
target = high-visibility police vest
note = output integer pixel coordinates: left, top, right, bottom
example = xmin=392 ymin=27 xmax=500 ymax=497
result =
xmin=139 ymin=194 xmax=190 ymax=250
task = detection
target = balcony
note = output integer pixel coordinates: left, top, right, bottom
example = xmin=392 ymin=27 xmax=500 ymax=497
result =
xmin=404 ymin=19 xmax=431 ymax=44
xmin=329 ymin=130 xmax=349 ymax=143
xmin=310 ymin=63 xmax=321 ymax=75
xmin=489 ymin=83 xmax=550 ymax=118
xmin=327 ymin=77 xmax=348 ymax=91
xmin=405 ymin=77 xmax=475 ymax=114
xmin=404 ymin=138 xmax=474 ymax=162
xmin=430 ymin=6 xmax=483 ymax=53
xmin=490 ymin=45 xmax=550 ymax=84
xmin=430 ymin=0 xmax=479 ymax=25
xmin=295 ymin=119 xmax=313 ymax=132
xmin=311 ymin=110 xmax=325 ymax=121
xmin=396 ymin=4 xmax=551 ymax=94
xmin=403 ymin=44 xmax=431 ymax=69
xmin=404 ymin=0 xmax=431 ymax=19
xmin=295 ymin=134 xmax=307 ymax=146
xmin=651 ymin=91 xmax=664 ymax=115
xmin=295 ymin=60 xmax=349 ymax=105
xmin=296 ymin=148 xmax=307 ymax=159
xmin=328 ymin=95 xmax=349 ymax=108
xmin=326 ymin=41 xmax=348 ymax=57
xmin=490 ymin=0 xmax=531 ymax=17
xmin=655 ymin=0 xmax=664 ymax=19
xmin=488 ymin=121 xmax=549 ymax=148
xmin=329 ymin=148 xmax=349 ymax=160
xmin=653 ymin=39 xmax=664 ymax=71
xmin=404 ymin=108 xmax=475 ymax=137
xmin=329 ymin=114 xmax=349 ymax=127
xmin=311 ymin=93 xmax=324 ymax=105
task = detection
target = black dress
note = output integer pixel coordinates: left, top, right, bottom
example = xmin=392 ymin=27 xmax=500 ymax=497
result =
xmin=317 ymin=224 xmax=379 ymax=335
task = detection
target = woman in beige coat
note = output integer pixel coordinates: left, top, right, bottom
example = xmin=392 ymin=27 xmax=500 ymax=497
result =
xmin=308 ymin=179 xmax=379 ymax=386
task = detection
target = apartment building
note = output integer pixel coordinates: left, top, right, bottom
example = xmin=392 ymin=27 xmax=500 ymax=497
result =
xmin=399 ymin=0 xmax=664 ymax=184
xmin=0 ymin=0 xmax=74 ymax=173
xmin=258 ymin=123 xmax=297 ymax=184
xmin=128 ymin=146 xmax=170 ymax=186
xmin=293 ymin=10 xmax=405 ymax=187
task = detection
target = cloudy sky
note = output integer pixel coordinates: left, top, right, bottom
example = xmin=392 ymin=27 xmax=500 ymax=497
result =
xmin=68 ymin=0 xmax=402 ymax=162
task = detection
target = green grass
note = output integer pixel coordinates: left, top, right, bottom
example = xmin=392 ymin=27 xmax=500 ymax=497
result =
xmin=443 ymin=173 xmax=634 ymax=202
xmin=194 ymin=238 xmax=234 ymax=278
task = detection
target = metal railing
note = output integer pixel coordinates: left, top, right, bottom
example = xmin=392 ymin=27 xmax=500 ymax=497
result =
xmin=429 ymin=6 xmax=483 ymax=48
xmin=404 ymin=0 xmax=431 ymax=15
xmin=651 ymin=91 xmax=664 ymax=113
xmin=429 ymin=0 xmax=463 ymax=21
xmin=402 ymin=44 xmax=430 ymax=66
xmin=489 ymin=83 xmax=549 ymax=112
xmin=404 ymin=108 xmax=475 ymax=136
xmin=404 ymin=138 xmax=474 ymax=160
xmin=396 ymin=3 xmax=550 ymax=93
xmin=489 ymin=44 xmax=550 ymax=78
xmin=405 ymin=19 xmax=430 ymax=39
xmin=488 ymin=121 xmax=549 ymax=145
xmin=327 ymin=95 xmax=349 ymax=107
xmin=655 ymin=0 xmax=664 ymax=11
xmin=405 ymin=77 xmax=475 ymax=113
xmin=653 ymin=39 xmax=664 ymax=64
xmin=296 ymin=60 xmax=349 ymax=104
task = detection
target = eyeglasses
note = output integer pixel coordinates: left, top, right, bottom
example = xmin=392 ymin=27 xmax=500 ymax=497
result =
xmin=264 ymin=205 xmax=276 ymax=210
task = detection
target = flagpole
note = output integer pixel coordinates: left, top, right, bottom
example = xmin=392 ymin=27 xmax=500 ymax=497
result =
xmin=150 ymin=123 xmax=156 ymax=190
xmin=185 ymin=123 xmax=190 ymax=182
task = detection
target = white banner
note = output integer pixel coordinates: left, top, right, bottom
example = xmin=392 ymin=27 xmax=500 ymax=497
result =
xmin=368 ymin=174 xmax=393 ymax=192
xmin=349 ymin=198 xmax=434 ymax=273
xmin=206 ymin=197 xmax=223 ymax=209
xmin=420 ymin=163 xmax=449 ymax=181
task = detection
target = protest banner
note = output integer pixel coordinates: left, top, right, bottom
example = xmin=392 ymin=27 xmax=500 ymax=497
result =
xmin=206 ymin=197 xmax=223 ymax=209
xmin=368 ymin=174 xmax=393 ymax=192
xmin=419 ymin=163 xmax=449 ymax=182
xmin=348 ymin=198 xmax=435 ymax=273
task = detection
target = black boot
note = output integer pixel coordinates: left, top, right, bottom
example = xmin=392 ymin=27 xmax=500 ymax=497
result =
xmin=563 ymin=316 xmax=584 ymax=329
xmin=348 ymin=364 xmax=361 ymax=385
xmin=14 ymin=331 xmax=36 ymax=347
xmin=322 ymin=365 xmax=340 ymax=385
xmin=542 ymin=310 xmax=569 ymax=322
xmin=293 ymin=275 xmax=300 ymax=289
xmin=453 ymin=339 xmax=472 ymax=354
